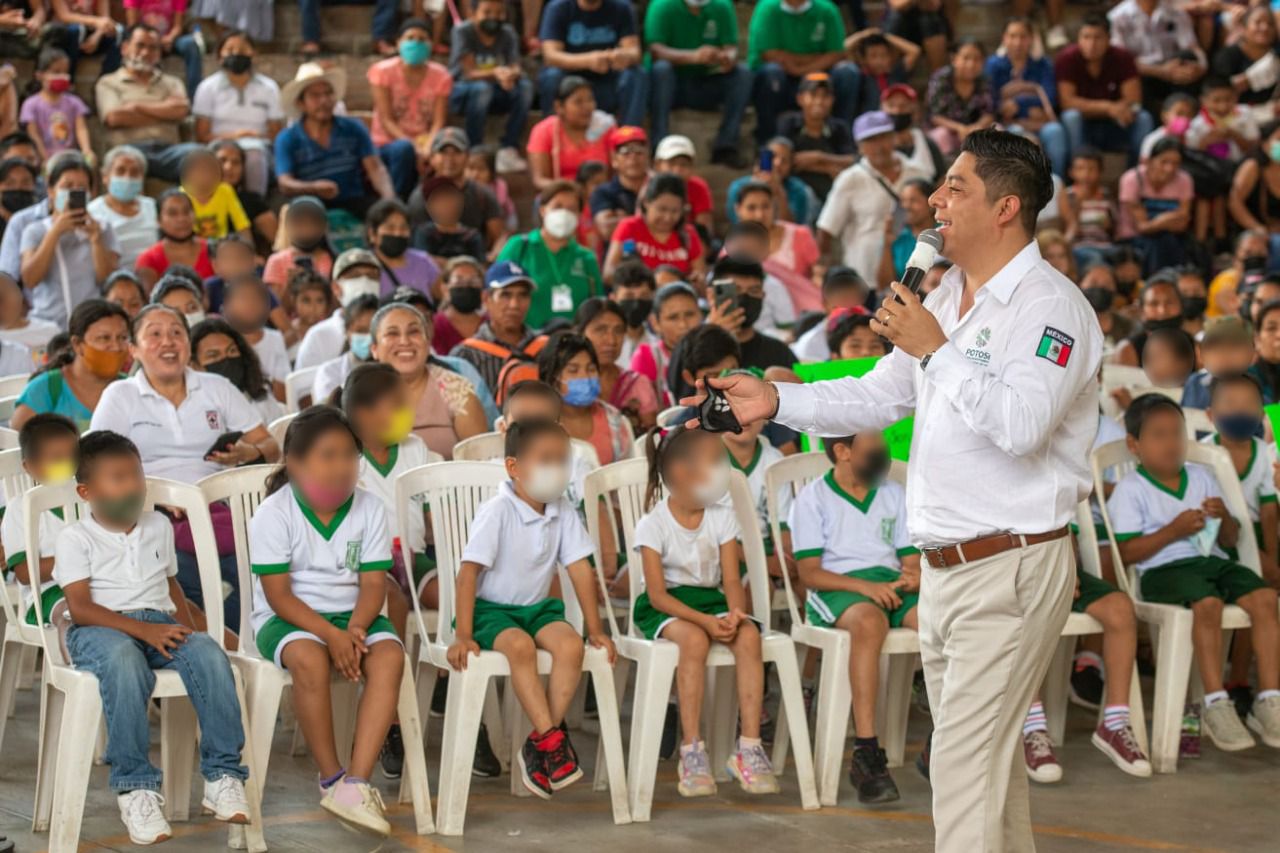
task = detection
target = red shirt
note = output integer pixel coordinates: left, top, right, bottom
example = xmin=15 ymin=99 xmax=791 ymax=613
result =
xmin=134 ymin=239 xmax=214 ymax=281
xmin=686 ymin=175 xmax=713 ymax=220
xmin=612 ymin=215 xmax=703 ymax=275
xmin=433 ymin=311 xmax=466 ymax=356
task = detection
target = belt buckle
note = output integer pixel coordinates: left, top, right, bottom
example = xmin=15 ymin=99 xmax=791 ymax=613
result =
xmin=921 ymin=546 xmax=947 ymax=568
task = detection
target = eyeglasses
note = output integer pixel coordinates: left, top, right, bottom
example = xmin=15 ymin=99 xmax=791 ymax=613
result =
xmin=616 ymin=146 xmax=647 ymax=157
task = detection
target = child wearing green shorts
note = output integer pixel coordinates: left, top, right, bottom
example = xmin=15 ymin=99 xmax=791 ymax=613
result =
xmin=1108 ymin=393 xmax=1280 ymax=752
xmin=788 ymin=431 xmax=918 ymax=805
xmin=447 ymin=418 xmax=615 ymax=800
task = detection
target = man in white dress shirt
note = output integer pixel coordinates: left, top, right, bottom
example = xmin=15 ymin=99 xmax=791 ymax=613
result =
xmin=686 ymin=130 xmax=1103 ymax=853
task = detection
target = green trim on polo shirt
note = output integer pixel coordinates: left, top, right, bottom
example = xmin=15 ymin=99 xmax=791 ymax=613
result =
xmin=363 ymin=445 xmax=399 ymax=479
xmin=727 ymin=442 xmax=763 ymax=476
xmin=1212 ymin=434 xmax=1258 ymax=482
xmin=6 ymin=550 xmax=25 ymax=569
xmin=794 ymin=548 xmax=824 ymax=560
xmin=293 ymin=488 xmax=354 ymax=541
xmin=824 ymin=471 xmax=876 ymax=513
xmin=359 ymin=559 xmax=394 ymax=573
xmin=896 ymin=546 xmax=920 ymax=556
xmin=1114 ymin=532 xmax=1141 ymax=542
xmin=1136 ymin=465 xmax=1187 ymax=500
xmin=252 ymin=562 xmax=291 ymax=575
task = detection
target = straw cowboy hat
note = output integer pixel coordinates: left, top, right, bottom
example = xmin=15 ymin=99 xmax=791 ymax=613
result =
xmin=282 ymin=62 xmax=347 ymax=121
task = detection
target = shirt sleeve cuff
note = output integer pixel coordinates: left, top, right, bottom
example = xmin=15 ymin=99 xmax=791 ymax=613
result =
xmin=774 ymin=382 xmax=817 ymax=432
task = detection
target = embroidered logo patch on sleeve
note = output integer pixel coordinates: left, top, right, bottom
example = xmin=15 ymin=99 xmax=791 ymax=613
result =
xmin=1036 ymin=326 xmax=1074 ymax=367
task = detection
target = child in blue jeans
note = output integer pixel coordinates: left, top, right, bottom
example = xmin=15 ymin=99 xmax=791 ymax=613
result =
xmin=54 ymin=431 xmax=249 ymax=846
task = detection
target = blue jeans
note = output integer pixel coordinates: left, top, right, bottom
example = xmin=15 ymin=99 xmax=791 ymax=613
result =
xmin=176 ymin=549 xmax=241 ymax=635
xmin=1039 ymin=121 xmax=1069 ymax=178
xmin=65 ymin=611 xmax=247 ymax=793
xmin=650 ymin=60 xmax=753 ymax=152
xmin=1267 ymin=233 xmax=1280 ymax=273
xmin=58 ymin=23 xmax=121 ymax=78
xmin=752 ymin=61 xmax=871 ymax=144
xmin=300 ymin=0 xmax=398 ymax=42
xmin=538 ymin=66 xmax=649 ymax=128
xmin=448 ymin=78 xmax=533 ymax=149
xmin=1130 ymin=232 xmax=1187 ymax=275
xmin=169 ymin=33 xmax=203 ymax=98
xmin=379 ymin=139 xmax=419 ymax=200
xmin=1060 ymin=109 xmax=1155 ymax=167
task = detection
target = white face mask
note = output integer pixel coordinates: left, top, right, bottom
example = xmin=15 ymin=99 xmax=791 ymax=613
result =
xmin=525 ymin=463 xmax=571 ymax=504
xmin=780 ymin=0 xmax=812 ymax=13
xmin=543 ymin=208 xmax=579 ymax=240
xmin=691 ymin=461 xmax=731 ymax=507
xmin=184 ymin=310 xmax=206 ymax=328
xmin=339 ymin=275 xmax=381 ymax=307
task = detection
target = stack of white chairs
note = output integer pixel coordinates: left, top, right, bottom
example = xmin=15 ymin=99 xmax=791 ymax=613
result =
xmin=583 ymin=457 xmax=819 ymax=822
xmin=397 ymin=460 xmax=631 ymax=835
xmin=454 ymin=430 xmax=602 ymax=468
xmin=0 ymin=372 xmax=28 ymax=426
xmin=0 ymin=447 xmax=37 ymax=751
xmin=1093 ymin=440 xmax=1263 ymax=772
xmin=283 ymin=367 xmax=319 ymax=414
xmin=24 ymin=477 xmax=268 ymax=853
xmin=198 ymin=466 xmax=434 ymax=834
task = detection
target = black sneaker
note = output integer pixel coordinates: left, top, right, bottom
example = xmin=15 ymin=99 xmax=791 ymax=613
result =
xmin=584 ymin=680 xmax=598 ymax=719
xmin=912 ymin=670 xmax=931 ymax=715
xmin=916 ymin=729 xmax=932 ymax=783
xmin=0 ymin=834 xmax=13 ymax=853
xmin=430 ymin=674 xmax=447 ymax=717
xmin=472 ymin=723 xmax=501 ymax=778
xmin=517 ymin=732 xmax=553 ymax=799
xmin=539 ymin=727 xmax=583 ymax=791
xmin=711 ymin=146 xmax=750 ymax=170
xmin=1229 ymin=685 xmax=1255 ymax=721
xmin=660 ymin=702 xmax=679 ymax=760
xmin=850 ymin=745 xmax=900 ymax=804
xmin=379 ymin=723 xmax=404 ymax=779
xmin=1069 ymin=663 xmax=1105 ymax=710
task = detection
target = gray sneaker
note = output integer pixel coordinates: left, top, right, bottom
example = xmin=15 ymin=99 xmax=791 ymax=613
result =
xmin=1246 ymin=694 xmax=1280 ymax=747
xmin=1203 ymin=699 xmax=1256 ymax=751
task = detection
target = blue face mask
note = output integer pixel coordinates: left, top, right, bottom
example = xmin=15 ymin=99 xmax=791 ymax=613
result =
xmin=563 ymin=376 xmax=600 ymax=407
xmin=1216 ymin=413 xmax=1262 ymax=442
xmin=350 ymin=332 xmax=372 ymax=360
xmin=398 ymin=39 xmax=430 ymax=67
xmin=53 ymin=188 xmax=70 ymax=212
xmin=109 ymin=176 xmax=143 ymax=202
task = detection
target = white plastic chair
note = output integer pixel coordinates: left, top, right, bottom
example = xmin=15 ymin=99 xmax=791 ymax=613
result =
xmin=26 ymin=477 xmax=267 ymax=853
xmin=397 ymin=460 xmax=631 ymax=835
xmin=1182 ymin=407 xmax=1213 ymax=439
xmin=0 ymin=447 xmax=39 ymax=754
xmin=283 ymin=367 xmax=319 ymax=414
xmin=1100 ymin=363 xmax=1181 ymax=418
xmin=1093 ymin=439 xmax=1260 ymax=773
xmin=762 ymin=452 xmax=918 ymax=806
xmin=454 ymin=430 xmax=604 ymax=469
xmin=0 ymin=426 xmax=19 ymax=449
xmin=267 ymin=414 xmax=296 ymax=450
xmin=198 ymin=466 xmax=434 ymax=834
xmin=583 ymin=458 xmax=819 ymax=821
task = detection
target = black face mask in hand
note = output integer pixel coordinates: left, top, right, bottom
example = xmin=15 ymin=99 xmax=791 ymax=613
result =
xmin=699 ymin=382 xmax=742 ymax=434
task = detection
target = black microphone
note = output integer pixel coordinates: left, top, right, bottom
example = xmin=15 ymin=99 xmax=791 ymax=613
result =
xmin=898 ymin=228 xmax=944 ymax=298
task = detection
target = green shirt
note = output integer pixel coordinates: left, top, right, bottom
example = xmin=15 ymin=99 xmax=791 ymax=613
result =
xmin=496 ymin=230 xmax=602 ymax=330
xmin=643 ymin=0 xmax=738 ymax=76
xmin=746 ymin=0 xmax=845 ymax=69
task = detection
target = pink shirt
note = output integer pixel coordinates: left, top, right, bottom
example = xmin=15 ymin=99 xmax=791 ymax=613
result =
xmin=765 ymin=222 xmax=822 ymax=313
xmin=263 ymin=248 xmax=335 ymax=293
xmin=1116 ymin=166 xmax=1193 ymax=240
xmin=367 ymin=58 xmax=453 ymax=147
xmin=527 ymin=116 xmax=611 ymax=182
xmin=123 ymin=0 xmax=187 ymax=32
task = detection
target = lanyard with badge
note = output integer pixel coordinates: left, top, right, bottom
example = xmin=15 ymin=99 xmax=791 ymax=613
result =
xmin=536 ymin=238 xmax=577 ymax=315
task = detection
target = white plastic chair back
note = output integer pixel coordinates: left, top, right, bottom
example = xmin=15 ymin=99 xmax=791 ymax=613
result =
xmin=584 ymin=457 xmax=654 ymax=638
xmin=0 ymin=448 xmax=33 ymax=628
xmin=618 ymin=416 xmax=637 ymax=458
xmin=764 ymin=452 xmax=832 ymax=625
xmin=284 ymin=366 xmax=319 ymax=413
xmin=268 ymin=413 xmax=296 ymax=450
xmin=0 ymin=373 xmax=29 ymax=399
xmin=0 ymin=397 xmax=16 ymax=426
xmin=0 ymin=426 xmax=18 ymax=450
xmin=1074 ymin=500 xmax=1109 ymax=584
xmin=1182 ymin=407 xmax=1213 ymax=438
xmin=452 ymin=431 xmax=505 ymax=461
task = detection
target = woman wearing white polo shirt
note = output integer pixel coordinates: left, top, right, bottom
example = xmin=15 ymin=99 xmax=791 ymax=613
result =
xmin=89 ymin=304 xmax=280 ymax=633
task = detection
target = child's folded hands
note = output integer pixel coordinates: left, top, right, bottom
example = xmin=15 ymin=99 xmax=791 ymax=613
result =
xmin=862 ymin=580 xmax=904 ymax=611
xmin=136 ymin=621 xmax=192 ymax=659
xmin=327 ymin=627 xmax=365 ymax=681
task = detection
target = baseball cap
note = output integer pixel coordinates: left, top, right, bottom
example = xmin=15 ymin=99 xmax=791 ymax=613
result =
xmin=333 ymin=247 xmax=380 ymax=280
xmin=797 ymin=72 xmax=832 ymax=94
xmin=853 ymin=110 xmax=895 ymax=142
xmin=654 ymin=134 xmax=696 ymax=162
xmin=430 ymin=127 xmax=470 ymax=153
xmin=882 ymin=83 xmax=918 ymax=102
xmin=1201 ymin=315 xmax=1252 ymax=348
xmin=609 ymin=125 xmax=649 ymax=150
xmin=485 ymin=260 xmax=536 ymax=291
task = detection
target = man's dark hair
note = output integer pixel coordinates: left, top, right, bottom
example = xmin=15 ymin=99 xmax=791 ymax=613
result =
xmin=19 ymin=413 xmax=79 ymax=461
xmin=1071 ymin=146 xmax=1104 ymax=168
xmin=76 ymin=430 xmax=142 ymax=484
xmin=1208 ymin=372 xmax=1264 ymax=406
xmin=0 ymin=157 xmax=36 ymax=184
xmin=504 ymin=417 xmax=568 ymax=460
xmin=1202 ymin=75 xmax=1232 ymax=95
xmin=124 ymin=23 xmax=160 ymax=43
xmin=612 ymin=258 xmax=656 ymax=290
xmin=0 ymin=133 xmax=36 ymax=159
xmin=960 ymin=128 xmax=1054 ymax=235
xmin=1079 ymin=12 xmax=1110 ymax=35
xmin=711 ymin=254 xmax=764 ymax=283
xmin=1123 ymin=393 xmax=1184 ymax=439
xmin=858 ymin=33 xmax=890 ymax=53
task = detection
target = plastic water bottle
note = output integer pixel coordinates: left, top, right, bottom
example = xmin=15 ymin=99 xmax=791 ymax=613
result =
xmin=1179 ymin=702 xmax=1201 ymax=759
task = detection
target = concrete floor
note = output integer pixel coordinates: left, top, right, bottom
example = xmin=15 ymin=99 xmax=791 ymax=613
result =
xmin=1 ymin=681 xmax=1277 ymax=853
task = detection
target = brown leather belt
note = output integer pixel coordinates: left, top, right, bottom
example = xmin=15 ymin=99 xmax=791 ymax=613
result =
xmin=921 ymin=526 xmax=1071 ymax=570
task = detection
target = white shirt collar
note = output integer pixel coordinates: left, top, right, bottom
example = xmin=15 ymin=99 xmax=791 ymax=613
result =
xmin=939 ymin=240 xmax=1042 ymax=306
xmin=136 ymin=366 xmax=202 ymax=400
xmin=499 ymin=479 xmax=561 ymax=524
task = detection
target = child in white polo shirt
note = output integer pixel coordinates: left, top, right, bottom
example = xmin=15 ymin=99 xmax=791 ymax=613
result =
xmin=633 ymin=425 xmax=777 ymax=799
xmin=448 ymin=419 xmax=615 ymax=799
xmin=54 ymin=431 xmax=250 ymax=847
xmin=248 ymin=407 xmax=402 ymax=837
xmin=1 ymin=414 xmax=77 ymax=628
xmin=788 ymin=431 xmax=918 ymax=804
xmin=1108 ymin=394 xmax=1280 ymax=752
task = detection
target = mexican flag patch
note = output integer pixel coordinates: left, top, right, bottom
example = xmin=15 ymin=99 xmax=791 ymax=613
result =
xmin=1036 ymin=326 xmax=1074 ymax=367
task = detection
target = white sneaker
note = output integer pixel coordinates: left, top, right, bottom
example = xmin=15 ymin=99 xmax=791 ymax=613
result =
xmin=320 ymin=776 xmax=390 ymax=837
xmin=1203 ymin=699 xmax=1256 ymax=751
xmin=117 ymin=789 xmax=172 ymax=846
xmin=1246 ymin=694 xmax=1280 ymax=747
xmin=202 ymin=775 xmax=250 ymax=823
xmin=1046 ymin=25 xmax=1069 ymax=51
xmin=496 ymin=147 xmax=528 ymax=174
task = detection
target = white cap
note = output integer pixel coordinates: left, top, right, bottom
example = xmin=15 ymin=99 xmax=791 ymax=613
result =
xmin=654 ymin=135 xmax=697 ymax=162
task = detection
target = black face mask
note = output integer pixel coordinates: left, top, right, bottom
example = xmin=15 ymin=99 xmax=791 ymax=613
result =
xmin=1144 ymin=316 xmax=1184 ymax=332
xmin=739 ymin=294 xmax=764 ymax=328
xmin=1244 ymin=254 xmax=1268 ymax=274
xmin=1 ymin=189 xmax=35 ymax=213
xmin=204 ymin=355 xmax=248 ymax=388
xmin=1082 ymin=286 xmax=1114 ymax=313
xmin=854 ymin=448 xmax=891 ymax=486
xmin=1182 ymin=296 xmax=1208 ymax=320
xmin=161 ymin=229 xmax=195 ymax=243
xmin=448 ymin=285 xmax=482 ymax=314
xmin=378 ymin=234 xmax=409 ymax=259
xmin=889 ymin=113 xmax=913 ymax=132
xmin=478 ymin=18 xmax=502 ymax=35
xmin=618 ymin=297 xmax=653 ymax=328
xmin=292 ymin=234 xmax=325 ymax=252
xmin=221 ymin=53 xmax=252 ymax=74
xmin=1115 ymin=277 xmax=1139 ymax=298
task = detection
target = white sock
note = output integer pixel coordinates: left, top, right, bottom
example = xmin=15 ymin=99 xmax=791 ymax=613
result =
xmin=1257 ymin=689 xmax=1280 ymax=702
xmin=1204 ymin=690 xmax=1229 ymax=707
xmin=1023 ymin=701 xmax=1048 ymax=735
xmin=738 ymin=735 xmax=762 ymax=750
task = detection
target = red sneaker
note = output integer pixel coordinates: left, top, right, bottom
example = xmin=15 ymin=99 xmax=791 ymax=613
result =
xmin=1091 ymin=723 xmax=1152 ymax=778
xmin=1023 ymin=731 xmax=1062 ymax=783
xmin=537 ymin=727 xmax=583 ymax=791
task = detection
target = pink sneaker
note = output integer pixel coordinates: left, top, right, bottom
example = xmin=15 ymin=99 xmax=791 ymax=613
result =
xmin=320 ymin=776 xmax=389 ymax=836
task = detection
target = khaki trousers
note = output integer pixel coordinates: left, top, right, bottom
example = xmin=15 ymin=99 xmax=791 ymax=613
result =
xmin=918 ymin=537 xmax=1074 ymax=853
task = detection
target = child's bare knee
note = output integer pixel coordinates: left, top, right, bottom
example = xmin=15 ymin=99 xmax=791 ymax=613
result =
xmin=1191 ymin=596 xmax=1224 ymax=619
xmin=283 ymin=642 xmax=330 ymax=689
xmin=498 ymin=629 xmax=537 ymax=663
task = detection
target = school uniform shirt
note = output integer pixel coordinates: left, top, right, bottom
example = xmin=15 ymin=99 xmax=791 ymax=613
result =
xmin=295 ymin=309 xmax=346 ymax=370
xmin=1091 ymin=413 xmax=1128 ymax=530
xmin=1200 ymin=434 xmax=1278 ymax=522
xmin=789 ymin=473 xmax=915 ymax=574
xmin=1107 ymin=463 xmax=1227 ymax=572
xmin=249 ymin=391 xmax=286 ymax=430
xmin=252 ymin=328 xmax=292 ymax=383
xmin=89 ymin=367 xmax=264 ymax=485
xmin=1 ymin=497 xmax=66 ymax=614
xmin=52 ymin=510 xmax=177 ymax=613
xmin=633 ymin=497 xmax=740 ymax=590
xmin=720 ymin=438 xmax=792 ymax=549
xmin=358 ymin=434 xmax=431 ymax=552
xmin=248 ymin=486 xmax=393 ymax=633
xmin=460 ymin=479 xmax=595 ymax=606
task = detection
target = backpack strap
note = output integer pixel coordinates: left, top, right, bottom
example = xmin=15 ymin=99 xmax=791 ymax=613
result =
xmin=47 ymin=367 xmax=63 ymax=411
xmin=523 ymin=335 xmax=549 ymax=358
xmin=461 ymin=337 xmax=516 ymax=360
